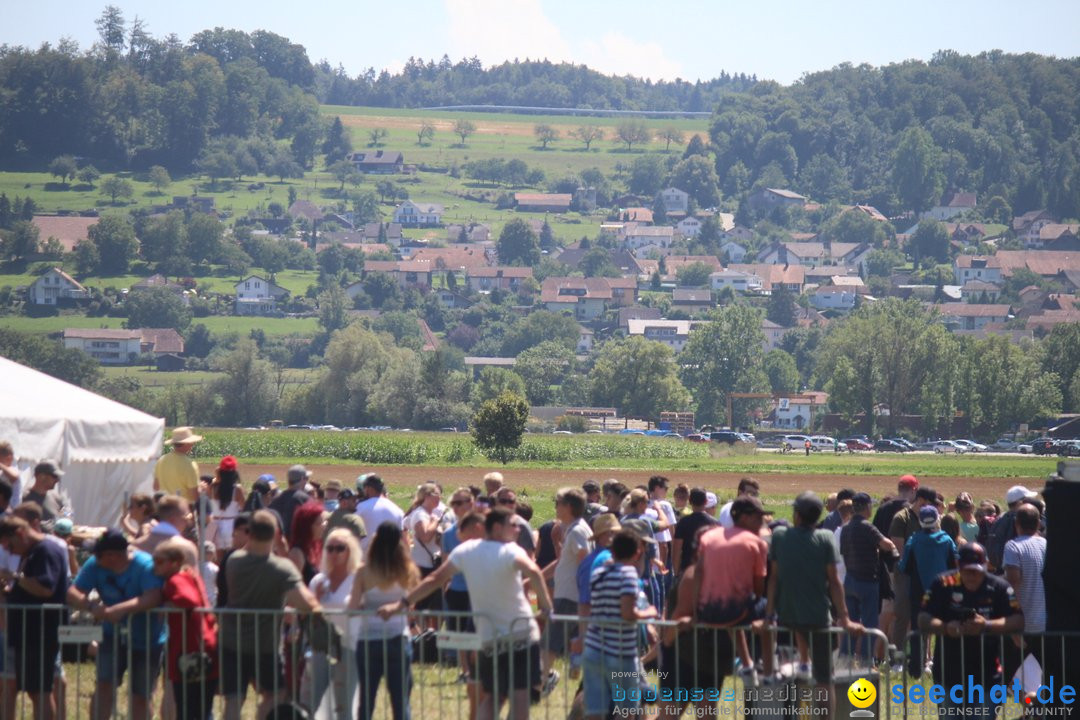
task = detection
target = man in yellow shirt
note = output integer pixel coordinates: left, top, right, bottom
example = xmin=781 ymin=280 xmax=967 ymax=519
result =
xmin=153 ymin=427 xmax=202 ymax=501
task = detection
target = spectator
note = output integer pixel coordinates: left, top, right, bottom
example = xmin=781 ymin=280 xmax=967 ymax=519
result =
xmin=220 ymin=510 xmax=321 ymax=720
xmin=199 ymin=540 xmax=218 ymax=606
xmin=918 ymin=543 xmax=1023 ymax=718
xmin=582 ymin=530 xmax=658 ymax=720
xmin=493 ymin=487 xmax=537 ymax=558
xmin=288 ymin=501 xmax=326 ymax=585
xmin=900 ymin=506 xmax=959 ymax=611
xmin=207 ymin=456 xmax=246 ymax=559
xmin=671 ymin=488 xmax=717 ymax=576
xmin=620 ymin=489 xmax=667 ymax=609
xmin=821 ymin=488 xmax=856 ymax=531
xmin=323 ymin=488 xmax=366 ymax=542
xmin=0 ymin=515 xmax=68 ymax=720
xmin=831 ymin=499 xmax=854 ymax=584
xmin=442 ymin=503 xmax=484 ymax=711
xmin=67 ymin=529 xmax=164 ymax=720
xmin=576 ymin=513 xmax=621 ymax=614
xmin=535 ymin=517 xmax=558 ymax=572
xmin=154 ymin=427 xmax=202 ymax=502
xmin=215 ymin=513 xmax=249 ymax=609
xmin=975 ymin=500 xmax=1000 ymax=546
xmin=672 ymin=483 xmax=691 ymax=518
xmin=839 ymin=493 xmax=897 ymax=660
xmin=243 ymin=475 xmax=276 ymax=513
xmin=12 ymin=502 xmax=76 ymax=581
xmin=765 ymin=491 xmax=860 ymax=703
xmin=602 ymin=482 xmax=629 ymax=514
xmin=134 ymin=496 xmax=198 ymax=566
xmin=544 ymin=488 xmax=592 ymax=678
xmin=382 ymin=507 xmax=553 ymax=720
xmin=1003 ymin=503 xmax=1047 ymax=686
xmin=582 ymin=480 xmax=604 ymax=521
xmin=405 ymin=483 xmax=445 ymax=596
xmin=483 ymin=471 xmax=504 ymax=497
xmin=22 ymin=461 xmax=70 ymax=531
xmin=941 ymin=492 xmax=978 ymax=545
xmin=705 ymin=492 xmax=719 ymax=517
xmin=718 ymin=477 xmax=761 ymax=529
xmin=646 ymin=476 xmax=677 ymax=563
xmin=322 ymin=478 xmax=343 ymax=512
xmin=120 ymin=494 xmax=155 ymax=540
xmin=152 ymin=537 xmax=217 ymax=720
xmin=306 ymin=528 xmax=361 ymax=720
xmin=887 ymin=484 xmax=935 ymax=643
xmin=0 ymin=442 xmax=20 ymax=505
xmin=356 ymin=475 xmax=404 ymax=552
xmin=269 ymin=465 xmax=312 ymax=542
xmin=987 ymin=485 xmax=1038 ymax=574
xmin=694 ymin=495 xmax=769 ymax=687
xmin=351 ymin=522 xmax=420 ymax=720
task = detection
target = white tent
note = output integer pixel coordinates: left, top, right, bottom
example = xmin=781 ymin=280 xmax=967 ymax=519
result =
xmin=0 ymin=356 xmax=164 ymax=526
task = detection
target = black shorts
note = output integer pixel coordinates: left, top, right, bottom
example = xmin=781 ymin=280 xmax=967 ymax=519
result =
xmin=443 ymin=589 xmax=474 ymax=633
xmin=15 ymin=640 xmax=59 ymax=695
xmin=478 ymin=642 xmax=540 ymax=695
xmin=416 ymin=566 xmax=443 ymax=612
xmin=787 ymin=627 xmax=834 ymax=685
xmin=220 ymin=649 xmax=283 ymax=695
xmin=675 ymin=627 xmax=735 ymax=688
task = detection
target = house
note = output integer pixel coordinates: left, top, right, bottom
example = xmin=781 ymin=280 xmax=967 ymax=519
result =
xmin=1013 ymin=210 xmax=1057 ymax=248
xmin=555 ymin=247 xmax=644 ymax=277
xmin=433 ymin=288 xmax=473 ymax=309
xmin=348 ymin=150 xmax=404 ymax=174
xmin=31 ymin=215 xmax=99 ymax=252
xmin=671 ymin=289 xmax=713 ymax=311
xmin=663 ymin=255 xmax=723 ymax=282
xmin=842 ymin=205 xmax=889 ymax=223
xmin=357 ymin=260 xmax=434 ymax=290
xmin=720 ymin=225 xmax=754 ymax=244
xmin=623 ymin=226 xmax=676 ymax=255
xmin=757 ymin=241 xmax=873 ymax=269
xmin=923 ymin=191 xmax=977 ymax=222
xmin=625 ymin=319 xmax=696 ymax=353
xmin=773 ymin=393 xmax=828 ymax=429
xmin=728 ymin=263 xmax=805 ymax=294
xmin=411 ymin=246 xmax=491 ymax=273
xmin=657 ymin=188 xmax=689 ymax=214
xmin=936 ymin=303 xmax=1012 ymax=331
xmin=747 ymin=188 xmax=808 ymax=213
xmin=720 ymin=241 xmax=747 ymax=263
xmin=577 ymin=326 xmax=594 ymax=354
xmin=676 ymin=217 xmax=702 ymax=237
xmin=446 ymin=223 xmax=491 ymax=243
xmin=1037 ymin=224 xmax=1080 ymax=251
xmin=234 ymin=275 xmax=288 ymax=315
xmin=960 ymin=280 xmax=1002 ymax=303
xmin=28 ymin=268 xmax=88 ymax=305
xmin=811 ymin=287 xmax=857 ymax=311
xmin=761 ymin=319 xmax=788 ymax=351
xmin=953 ymin=255 xmax=1003 ymax=285
xmin=514 ymin=193 xmax=572 ymax=213
xmin=62 ymin=327 xmax=184 ymax=365
xmin=710 ymin=269 xmax=763 ymax=293
xmin=620 ymin=207 xmax=654 ymax=224
xmin=393 ymin=201 xmax=444 ymax=227
xmin=288 ymin=201 xmax=324 ymax=223
xmin=352 ymin=222 xmax=403 ymax=244
xmin=467 ymin=266 xmax=534 ymax=293
xmin=130 ymin=274 xmax=191 ymax=304
xmin=618 ymin=306 xmax=662 ymax=330
xmin=992 ymin=251 xmax=1080 ymax=281
xmin=540 ymin=277 xmax=638 ymax=320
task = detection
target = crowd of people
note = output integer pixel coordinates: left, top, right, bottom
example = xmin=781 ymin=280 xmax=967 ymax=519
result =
xmin=0 ymin=429 xmax=1054 ymax=720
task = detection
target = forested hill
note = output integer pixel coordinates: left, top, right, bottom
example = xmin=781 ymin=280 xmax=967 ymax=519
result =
xmin=313 ymin=57 xmax=758 ymax=110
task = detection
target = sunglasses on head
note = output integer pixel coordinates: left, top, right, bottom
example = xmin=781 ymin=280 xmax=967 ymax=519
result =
xmin=325 ymin=545 xmax=348 ymax=553
xmin=498 ymin=497 xmax=516 ymax=505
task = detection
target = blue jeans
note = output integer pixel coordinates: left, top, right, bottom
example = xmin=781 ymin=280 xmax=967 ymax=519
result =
xmin=582 ymin=647 xmax=640 ymax=717
xmin=306 ymin=650 xmax=358 ymax=720
xmin=356 ymin=636 xmax=412 ymax=720
xmin=844 ymin=575 xmax=880 ymax=658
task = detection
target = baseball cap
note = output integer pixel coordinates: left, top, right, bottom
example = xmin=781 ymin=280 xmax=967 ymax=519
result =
xmin=33 ymin=460 xmax=64 ymax=478
xmin=705 ymin=492 xmax=718 ymax=509
xmin=324 ymin=479 xmax=343 ymax=492
xmin=93 ymin=528 xmax=128 ymax=555
xmin=257 ymin=473 xmax=275 ymax=484
xmin=54 ymin=518 xmax=73 ymax=537
xmin=792 ymin=491 xmax=824 ymax=516
xmin=898 ymin=474 xmax=919 ymax=490
xmin=592 ymin=513 xmax=621 ymax=536
xmin=1006 ymin=485 xmax=1035 ymax=505
xmin=958 ymin=542 xmax=988 ymax=572
xmin=338 ymin=488 xmax=356 ymax=500
xmin=730 ymin=495 xmax=765 ymax=519
xmin=621 ymin=517 xmax=658 ymax=545
xmin=919 ymin=505 xmax=940 ymax=528
xmin=852 ymin=492 xmax=873 ymax=506
xmin=287 ymin=465 xmax=308 ymax=484
xmin=582 ymin=480 xmax=601 ymax=494
xmin=218 ymin=455 xmax=238 ymax=472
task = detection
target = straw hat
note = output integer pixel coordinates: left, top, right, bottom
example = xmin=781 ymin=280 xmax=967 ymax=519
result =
xmin=165 ymin=427 xmax=204 ymax=446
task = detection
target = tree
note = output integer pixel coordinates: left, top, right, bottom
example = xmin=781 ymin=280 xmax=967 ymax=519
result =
xmin=1042 ymin=324 xmax=1080 ymax=412
xmin=659 ymin=127 xmax=685 ymax=152
xmin=892 ymin=126 xmax=944 ymax=214
xmin=767 ymin=283 xmax=797 ymax=327
xmin=125 ymin=286 xmax=192 ymax=331
xmin=48 ymin=155 xmax=78 ymax=184
xmin=496 ymin=218 xmax=540 ymax=267
xmin=453 ymin=119 xmax=476 ymax=145
xmin=73 ymin=238 xmax=100 ymax=274
xmin=322 ymin=116 xmax=352 ymax=162
xmin=629 ymin=155 xmax=666 ymax=196
xmin=100 ymin=176 xmax=134 ymax=205
xmin=982 ymin=195 xmax=1012 ymax=225
xmin=670 ymin=155 xmax=720 ymax=208
xmin=213 ymin=338 xmax=275 ymax=426
xmin=501 ymin=310 xmax=580 ymax=355
xmin=534 ymin=124 xmax=559 ymax=149
xmin=317 ymin=284 xmax=350 ymax=333
xmin=866 ymin=248 xmax=905 ymax=277
xmin=955 ymin=335 xmax=1060 ymax=436
xmin=197 ymin=150 xmax=237 ymax=189
xmin=77 ymin=165 xmax=101 ymax=188
xmin=367 ymin=127 xmax=388 ymax=147
xmin=909 ymin=219 xmax=951 ymax=265
xmin=683 ymin=134 xmax=707 ymax=158
xmin=88 ymin=215 xmax=138 ymax=274
xmin=675 ymin=261 xmax=714 ymax=287
xmin=328 ymin=160 xmax=359 ymax=193
xmin=268 ymin=153 xmax=304 ymax=183
xmin=580 ymin=247 xmax=620 ymax=278
xmin=186 ymin=213 xmax=224 ymax=264
xmin=515 ymin=341 xmax=574 ymax=405
xmin=0 ymin=329 xmax=99 ymax=388
xmin=416 ymin=121 xmax=435 ymax=146
xmin=470 ymin=366 xmax=527 ymax=408
xmin=763 ymin=349 xmax=800 ymax=394
xmin=571 ymin=125 xmax=604 ymax=151
xmin=615 ymin=119 xmax=651 ymax=150
xmin=819 ymin=209 xmax=893 ymax=249
xmin=589 ymin=336 xmax=690 ymax=418
xmin=471 ymin=391 xmax=530 ymax=464
xmin=362 ymin=271 xmax=400 ymax=308
xmin=4 ymin=220 xmax=39 ymax=260
xmin=679 ymin=305 xmax=770 ymax=425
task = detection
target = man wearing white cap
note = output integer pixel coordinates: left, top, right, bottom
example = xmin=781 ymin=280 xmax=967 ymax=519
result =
xmin=987 ymin=485 xmax=1038 ymax=575
xmin=704 ymin=492 xmax=719 ymax=517
xmin=154 ymin=427 xmax=203 ymax=502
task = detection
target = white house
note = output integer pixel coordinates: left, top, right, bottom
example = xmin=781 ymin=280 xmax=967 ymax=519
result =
xmin=761 ymin=319 xmax=788 ymax=351
xmin=811 ymin=287 xmax=857 ymax=311
xmin=937 ymin=303 xmax=1012 ymax=332
xmin=28 ymin=268 xmax=88 ymax=305
xmin=676 ymin=217 xmax=702 ymax=237
xmin=623 ymin=226 xmax=675 ymax=255
xmin=774 ymin=396 xmax=825 ymax=429
xmin=234 ymin=275 xmax=288 ymax=315
xmin=393 ymin=200 xmax=444 ymax=227
xmin=720 ymin=241 xmax=748 ymax=263
xmin=923 ymin=191 xmax=977 ymax=222
xmin=953 ymin=256 xmax=1003 ymax=285
xmin=625 ymin=319 xmax=696 ymax=353
xmin=577 ymin=326 xmax=594 ymax=354
xmin=657 ymin=187 xmax=689 ymax=214
xmin=466 ymin=266 xmax=533 ymax=293
xmin=62 ymin=328 xmax=185 ymax=365
xmin=710 ymin=269 xmax=763 ymax=293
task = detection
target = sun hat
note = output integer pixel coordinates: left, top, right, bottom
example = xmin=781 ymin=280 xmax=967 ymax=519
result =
xmin=165 ymin=427 xmax=204 ymax=446
xmin=325 ymin=479 xmax=343 ymax=492
xmin=592 ymin=513 xmax=622 ymax=536
xmin=621 ymin=517 xmax=658 ymax=545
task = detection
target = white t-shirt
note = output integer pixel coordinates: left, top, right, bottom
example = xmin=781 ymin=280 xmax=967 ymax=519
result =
xmin=357 ymin=496 xmax=405 ymax=550
xmin=718 ymin=502 xmax=735 ymax=529
xmin=650 ymin=500 xmax=677 ymax=543
xmin=309 ymin=571 xmax=357 ymax=642
xmin=553 ymin=518 xmax=593 ymax=602
xmin=833 ymin=525 xmax=846 ymax=585
xmin=448 ymin=539 xmax=539 ymax=643
xmin=406 ymin=507 xmax=442 ymax=569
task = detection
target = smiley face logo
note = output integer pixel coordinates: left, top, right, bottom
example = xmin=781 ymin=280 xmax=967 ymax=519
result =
xmin=847 ymin=678 xmax=877 ymax=709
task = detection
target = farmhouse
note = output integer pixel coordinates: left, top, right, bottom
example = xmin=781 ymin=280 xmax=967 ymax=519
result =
xmin=625 ymin=319 xmax=697 ymax=353
xmin=466 ymin=266 xmax=533 ymax=293
xmin=28 ymin=268 xmax=88 ymax=305
xmin=62 ymin=328 xmax=185 ymax=365
xmin=348 ymin=150 xmax=404 ymax=174
xmin=234 ymin=275 xmax=288 ymax=315
xmin=514 ymin=193 xmax=572 ymax=213
xmin=541 ymin=277 xmax=638 ymax=320
xmin=747 ymin=188 xmax=808 ymax=213
xmin=657 ymin=188 xmax=689 ymax=214
xmin=393 ymin=201 xmax=444 ymax=227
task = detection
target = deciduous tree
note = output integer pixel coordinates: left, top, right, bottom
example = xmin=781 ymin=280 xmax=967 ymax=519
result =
xmin=615 ymin=119 xmax=651 ymax=151
xmin=659 ymin=127 xmax=685 ymax=152
xmin=125 ymin=286 xmax=192 ymax=331
xmin=589 ymin=336 xmax=690 ymax=418
xmin=496 ymin=218 xmax=540 ymax=267
xmin=572 ymin=125 xmax=604 ymax=150
xmin=88 ymin=215 xmax=138 ymax=273
xmin=100 ymin=176 xmax=134 ymax=205
xmin=416 ymin=121 xmax=435 ymax=146
xmin=453 ymin=119 xmax=476 ymax=145
xmin=471 ymin=390 xmax=530 ymax=464
xmin=534 ymin=124 xmax=559 ymax=149
xmin=48 ymin=155 xmax=78 ymax=184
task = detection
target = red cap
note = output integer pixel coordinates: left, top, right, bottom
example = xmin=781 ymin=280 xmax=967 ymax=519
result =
xmin=218 ymin=455 xmax=238 ymax=472
xmin=898 ymin=474 xmax=918 ymax=489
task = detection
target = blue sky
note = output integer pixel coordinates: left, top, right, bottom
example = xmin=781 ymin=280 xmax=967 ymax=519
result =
xmin=4 ymin=0 xmax=1078 ymax=85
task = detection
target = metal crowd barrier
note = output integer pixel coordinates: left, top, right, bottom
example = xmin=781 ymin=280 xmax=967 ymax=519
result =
xmin=5 ymin=603 xmax=1078 ymax=719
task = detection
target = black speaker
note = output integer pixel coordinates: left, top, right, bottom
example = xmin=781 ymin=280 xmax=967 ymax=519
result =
xmin=1040 ymin=463 xmax=1080 ymax=707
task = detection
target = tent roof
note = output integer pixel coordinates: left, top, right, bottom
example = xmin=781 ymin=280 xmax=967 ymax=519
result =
xmin=0 ymin=356 xmax=164 ymax=464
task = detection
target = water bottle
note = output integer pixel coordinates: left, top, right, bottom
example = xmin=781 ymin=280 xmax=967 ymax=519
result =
xmin=569 ymin=651 xmax=582 ymax=679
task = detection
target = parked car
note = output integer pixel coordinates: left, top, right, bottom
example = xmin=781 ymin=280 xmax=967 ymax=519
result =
xmin=809 ymin=436 xmax=837 ymax=451
xmin=553 ymin=430 xmax=573 ymax=435
xmin=1018 ymin=443 xmax=1033 ymax=454
xmin=710 ymin=430 xmax=750 ymax=444
xmin=842 ymin=438 xmax=874 ymax=451
xmin=618 ymin=429 xmax=646 ymax=436
xmin=1057 ymin=440 xmax=1080 ymax=457
xmin=738 ymin=432 xmax=757 ymax=444
xmin=781 ymin=434 xmax=812 ymax=451
xmin=953 ymin=439 xmax=988 ymax=453
xmin=685 ymin=433 xmax=709 ymax=443
xmin=874 ymin=439 xmax=909 ymax=452
xmin=933 ymin=440 xmax=966 ymax=454
xmin=991 ymin=438 xmax=1021 ymax=452
xmin=1031 ymin=438 xmax=1060 ymax=455
xmin=889 ymin=438 xmax=917 ymax=451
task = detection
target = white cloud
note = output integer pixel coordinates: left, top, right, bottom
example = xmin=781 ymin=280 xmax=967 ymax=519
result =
xmin=445 ymin=0 xmax=572 ymax=64
xmin=579 ymin=31 xmax=684 ymax=81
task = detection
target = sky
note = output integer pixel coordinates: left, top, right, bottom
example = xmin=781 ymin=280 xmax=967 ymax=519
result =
xmin=3 ymin=0 xmax=1079 ymax=86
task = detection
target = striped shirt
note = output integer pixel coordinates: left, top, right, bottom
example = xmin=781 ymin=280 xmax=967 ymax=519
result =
xmin=1003 ymin=533 xmax=1046 ymax=632
xmin=584 ymin=563 xmax=640 ymax=657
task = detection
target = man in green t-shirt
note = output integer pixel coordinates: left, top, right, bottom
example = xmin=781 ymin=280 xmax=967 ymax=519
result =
xmin=765 ymin=492 xmax=861 ymax=712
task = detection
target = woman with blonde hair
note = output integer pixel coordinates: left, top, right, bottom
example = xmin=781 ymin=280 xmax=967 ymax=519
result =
xmin=302 ymin=528 xmax=361 ymax=720
xmin=350 ymin=522 xmax=420 ymax=720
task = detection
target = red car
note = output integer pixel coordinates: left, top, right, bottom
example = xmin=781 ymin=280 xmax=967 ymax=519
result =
xmin=843 ymin=438 xmax=873 ymax=451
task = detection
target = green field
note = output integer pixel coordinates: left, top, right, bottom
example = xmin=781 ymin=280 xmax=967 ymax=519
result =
xmin=0 ymin=312 xmax=319 ymax=337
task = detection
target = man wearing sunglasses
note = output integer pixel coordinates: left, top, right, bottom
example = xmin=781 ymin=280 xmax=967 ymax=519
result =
xmin=493 ymin=487 xmax=536 ymax=559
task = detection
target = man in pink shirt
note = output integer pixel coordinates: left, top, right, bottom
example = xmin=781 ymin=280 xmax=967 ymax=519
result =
xmin=693 ymin=495 xmax=769 ymax=686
